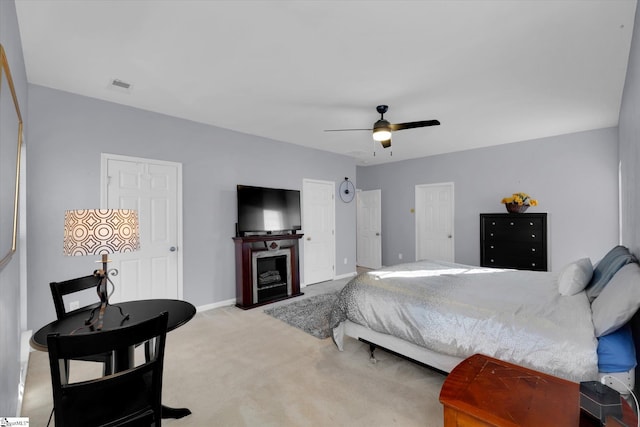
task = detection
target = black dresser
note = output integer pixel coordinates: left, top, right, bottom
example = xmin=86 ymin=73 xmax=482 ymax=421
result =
xmin=480 ymin=213 xmax=547 ymax=271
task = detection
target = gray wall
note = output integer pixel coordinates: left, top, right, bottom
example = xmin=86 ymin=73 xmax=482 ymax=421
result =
xmin=26 ymin=84 xmax=356 ymax=331
xmin=0 ymin=0 xmax=27 ymax=416
xmin=620 ymin=3 xmax=640 ymax=259
xmin=357 ymin=127 xmax=620 ymax=270
xmin=5 ymin=0 xmax=640 ymax=416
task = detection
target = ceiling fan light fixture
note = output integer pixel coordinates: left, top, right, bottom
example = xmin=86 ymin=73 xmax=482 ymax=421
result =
xmin=372 ymin=120 xmax=391 ymax=141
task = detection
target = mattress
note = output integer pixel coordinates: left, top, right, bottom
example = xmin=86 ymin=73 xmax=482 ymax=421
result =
xmin=330 ymin=259 xmax=599 ymax=382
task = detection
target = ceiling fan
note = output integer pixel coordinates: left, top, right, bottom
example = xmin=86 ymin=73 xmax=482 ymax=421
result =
xmin=325 ymin=105 xmax=440 ymax=148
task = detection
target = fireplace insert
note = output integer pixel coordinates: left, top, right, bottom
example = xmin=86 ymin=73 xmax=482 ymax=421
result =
xmin=252 ymin=249 xmax=292 ymax=304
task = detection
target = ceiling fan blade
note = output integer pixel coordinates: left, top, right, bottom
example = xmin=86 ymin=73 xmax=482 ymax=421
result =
xmin=324 ymin=128 xmax=371 ymax=132
xmin=380 ymin=138 xmax=392 ymax=149
xmin=390 ymin=120 xmax=440 ymax=131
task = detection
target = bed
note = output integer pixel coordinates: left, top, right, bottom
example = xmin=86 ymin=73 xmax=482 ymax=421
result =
xmin=330 ymin=246 xmax=640 ymax=390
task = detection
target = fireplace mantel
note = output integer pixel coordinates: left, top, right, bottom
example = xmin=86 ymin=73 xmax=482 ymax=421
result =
xmin=233 ymin=234 xmax=303 ymax=309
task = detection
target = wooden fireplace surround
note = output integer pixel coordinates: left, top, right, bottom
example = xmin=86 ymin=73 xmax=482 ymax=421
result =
xmin=233 ymin=234 xmax=303 ymax=309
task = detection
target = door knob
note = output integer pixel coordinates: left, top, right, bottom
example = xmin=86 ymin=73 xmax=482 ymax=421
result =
xmin=376 ymin=232 xmax=380 ymax=236
xmin=170 ymin=246 xmax=177 ymax=252
xmin=307 ymin=237 xmax=311 ymax=241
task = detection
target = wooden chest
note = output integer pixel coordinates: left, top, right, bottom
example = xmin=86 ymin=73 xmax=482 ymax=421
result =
xmin=440 ymin=353 xmax=637 ymax=427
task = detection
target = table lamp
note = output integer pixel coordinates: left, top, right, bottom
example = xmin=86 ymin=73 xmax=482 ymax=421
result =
xmin=63 ymin=209 xmax=140 ymax=330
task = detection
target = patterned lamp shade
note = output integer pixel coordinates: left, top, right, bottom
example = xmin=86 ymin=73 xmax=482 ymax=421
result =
xmin=63 ymin=209 xmax=140 ymax=256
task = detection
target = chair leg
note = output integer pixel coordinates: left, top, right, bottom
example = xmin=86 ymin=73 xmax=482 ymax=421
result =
xmin=145 ymin=338 xmax=157 ymax=361
xmin=61 ymin=359 xmax=70 ymax=384
xmin=103 ymin=356 xmax=113 ymax=376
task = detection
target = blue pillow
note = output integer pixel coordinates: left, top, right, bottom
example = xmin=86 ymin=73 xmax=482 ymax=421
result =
xmin=597 ymin=324 xmax=637 ymax=373
xmin=585 ymin=246 xmax=636 ymax=301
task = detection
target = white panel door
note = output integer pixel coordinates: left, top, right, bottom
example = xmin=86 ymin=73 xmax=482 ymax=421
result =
xmin=357 ymin=189 xmax=382 ymax=269
xmin=101 ymin=154 xmax=182 ymax=302
xmin=302 ymin=179 xmax=335 ymax=285
xmin=415 ymin=183 xmax=454 ymax=262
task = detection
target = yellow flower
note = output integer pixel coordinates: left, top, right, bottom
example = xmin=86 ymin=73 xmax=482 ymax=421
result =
xmin=501 ymin=192 xmax=538 ymax=207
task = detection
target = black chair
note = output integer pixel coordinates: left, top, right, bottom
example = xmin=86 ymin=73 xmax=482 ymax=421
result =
xmin=50 ymin=275 xmax=113 ymax=377
xmin=47 ymin=312 xmax=169 ymax=427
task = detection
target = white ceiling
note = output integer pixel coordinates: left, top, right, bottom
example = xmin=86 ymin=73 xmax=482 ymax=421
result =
xmin=14 ymin=0 xmax=637 ymax=166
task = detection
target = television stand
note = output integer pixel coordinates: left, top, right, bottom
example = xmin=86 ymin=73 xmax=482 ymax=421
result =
xmin=233 ymin=234 xmax=303 ymax=309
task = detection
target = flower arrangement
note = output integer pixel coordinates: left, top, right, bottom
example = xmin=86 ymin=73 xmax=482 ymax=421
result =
xmin=501 ymin=193 xmax=538 ymax=213
xmin=501 ymin=192 xmax=538 ymax=207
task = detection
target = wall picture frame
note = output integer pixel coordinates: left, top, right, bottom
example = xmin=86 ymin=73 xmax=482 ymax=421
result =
xmin=0 ymin=43 xmax=24 ymax=269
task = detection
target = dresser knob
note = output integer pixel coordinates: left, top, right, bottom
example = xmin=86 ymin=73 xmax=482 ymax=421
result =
xmin=529 ymin=222 xmax=534 ymax=226
xmin=531 ymin=234 xmax=536 ymax=238
xmin=532 ymin=263 xmax=536 ymax=266
xmin=490 ymin=233 xmax=494 ymax=237
xmin=490 ymin=245 xmax=494 ymax=249
xmin=531 ymin=248 xmax=536 ymax=252
xmin=510 ymin=222 xmax=514 ymax=226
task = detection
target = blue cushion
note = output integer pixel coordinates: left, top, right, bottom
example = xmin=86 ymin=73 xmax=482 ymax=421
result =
xmin=597 ymin=325 xmax=637 ymax=373
xmin=585 ymin=246 xmax=636 ymax=301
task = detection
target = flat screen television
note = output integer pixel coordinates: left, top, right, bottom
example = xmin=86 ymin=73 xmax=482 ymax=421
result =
xmin=236 ymin=185 xmax=301 ymax=235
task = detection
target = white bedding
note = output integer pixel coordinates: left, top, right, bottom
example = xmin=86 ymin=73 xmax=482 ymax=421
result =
xmin=330 ymin=259 xmax=599 ymax=382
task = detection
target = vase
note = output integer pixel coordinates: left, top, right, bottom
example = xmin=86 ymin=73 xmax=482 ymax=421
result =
xmin=505 ymin=203 xmax=529 ymax=214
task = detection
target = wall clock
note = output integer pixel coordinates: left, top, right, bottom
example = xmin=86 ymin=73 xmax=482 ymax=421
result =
xmin=339 ymin=177 xmax=355 ymax=203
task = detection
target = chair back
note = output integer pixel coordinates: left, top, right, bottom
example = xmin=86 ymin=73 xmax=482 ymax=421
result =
xmin=47 ymin=312 xmax=169 ymax=427
xmin=50 ymin=275 xmax=102 ymax=319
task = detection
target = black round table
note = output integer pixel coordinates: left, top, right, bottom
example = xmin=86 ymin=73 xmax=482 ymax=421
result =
xmin=31 ymin=299 xmax=197 ymax=419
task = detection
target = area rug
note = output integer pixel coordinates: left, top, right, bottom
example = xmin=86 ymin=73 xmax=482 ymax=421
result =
xmin=264 ymin=292 xmax=339 ymax=339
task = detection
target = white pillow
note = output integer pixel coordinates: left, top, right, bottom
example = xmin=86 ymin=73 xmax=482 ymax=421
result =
xmin=591 ymin=262 xmax=640 ymax=337
xmin=557 ymin=258 xmax=593 ymax=296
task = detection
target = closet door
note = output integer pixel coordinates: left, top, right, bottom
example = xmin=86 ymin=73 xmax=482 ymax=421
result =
xmin=302 ymin=179 xmax=335 ymax=285
xmin=102 ymin=154 xmax=183 ymax=301
xmin=357 ymin=189 xmax=382 ymax=269
xmin=415 ymin=183 xmax=454 ymax=262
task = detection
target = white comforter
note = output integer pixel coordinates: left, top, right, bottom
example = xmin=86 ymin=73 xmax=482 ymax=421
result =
xmin=330 ymin=260 xmax=598 ymax=382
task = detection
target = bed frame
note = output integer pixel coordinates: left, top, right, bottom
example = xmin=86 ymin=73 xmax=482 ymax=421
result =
xmin=344 ymin=320 xmax=462 ymax=373
xmin=345 ymin=310 xmax=640 ymax=393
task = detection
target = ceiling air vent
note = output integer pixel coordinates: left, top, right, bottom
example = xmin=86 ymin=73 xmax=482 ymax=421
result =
xmin=108 ymin=78 xmax=133 ymax=94
xmin=112 ymin=79 xmax=130 ymax=89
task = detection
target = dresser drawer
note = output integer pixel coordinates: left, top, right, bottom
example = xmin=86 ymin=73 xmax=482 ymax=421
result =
xmin=481 ymin=253 xmax=547 ymax=271
xmin=483 ymin=242 xmax=544 ymax=258
xmin=482 ymin=217 xmax=544 ymax=242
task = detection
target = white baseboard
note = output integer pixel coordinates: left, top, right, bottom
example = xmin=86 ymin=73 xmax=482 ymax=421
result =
xmin=196 ymin=298 xmax=236 ymax=313
xmin=334 ymin=271 xmax=357 ymax=281
xmin=194 ymin=272 xmax=356 ymax=312
xmin=300 ymin=271 xmax=356 ymax=288
xmin=17 ymin=329 xmax=32 ymax=417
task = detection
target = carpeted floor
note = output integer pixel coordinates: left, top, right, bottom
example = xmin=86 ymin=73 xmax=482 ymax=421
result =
xmin=21 ymin=280 xmax=447 ymax=426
